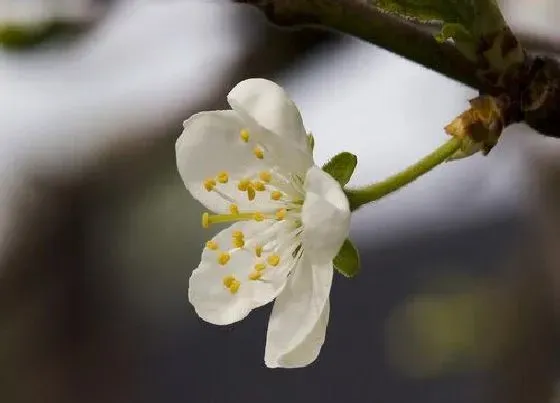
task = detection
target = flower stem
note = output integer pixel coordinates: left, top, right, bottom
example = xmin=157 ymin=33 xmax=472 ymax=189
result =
xmin=344 ymin=137 xmax=462 ymax=211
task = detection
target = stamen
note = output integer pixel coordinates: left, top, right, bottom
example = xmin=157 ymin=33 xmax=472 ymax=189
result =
xmin=253 ymin=146 xmax=264 ymax=159
xmin=259 ymin=171 xmax=272 ymax=183
xmin=275 ymin=209 xmax=286 ymax=221
xmin=248 ymin=271 xmax=262 ymax=281
xmin=271 ymin=190 xmax=282 ymax=201
xmin=203 ymin=178 xmax=216 ymax=191
xmin=238 ymin=178 xmax=250 ymax=191
xmin=240 ymin=129 xmax=250 ymax=142
xmin=211 ymin=187 xmax=236 ymax=204
xmin=218 ymin=252 xmax=231 ymax=266
xmin=202 ymin=212 xmax=210 ymax=228
xmin=202 ymin=212 xmax=254 ymax=226
xmin=253 ymin=212 xmax=265 ymax=222
xmin=254 ymin=262 xmax=266 ymax=271
xmin=223 ymin=275 xmax=241 ymax=294
xmin=223 ymin=275 xmax=235 ymax=288
xmin=267 ymin=254 xmax=280 ymax=267
xmin=255 ymin=244 xmax=263 ymax=257
xmin=206 ymin=240 xmax=219 ymax=250
xmin=232 ymin=231 xmax=245 ymax=248
xmin=253 ymin=181 xmax=266 ymax=192
xmin=217 ymin=171 xmax=229 ymax=184
xmin=229 ymin=204 xmax=239 ymax=215
xmin=247 ymin=185 xmax=256 ymax=201
xmin=229 ymin=279 xmax=241 ymax=294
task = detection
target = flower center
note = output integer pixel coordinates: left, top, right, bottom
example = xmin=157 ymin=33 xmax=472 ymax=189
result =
xmin=200 ymin=128 xmax=306 ymax=229
xmin=199 ymin=128 xmax=308 ymax=294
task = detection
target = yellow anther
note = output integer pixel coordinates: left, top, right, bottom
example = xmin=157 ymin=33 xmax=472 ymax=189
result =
xmin=223 ymin=275 xmax=236 ymax=288
xmin=253 ymin=212 xmax=265 ymax=222
xmin=255 ymin=244 xmax=263 ymax=257
xmin=217 ymin=171 xmax=229 ymax=184
xmin=253 ymin=146 xmax=264 ymax=159
xmin=248 ymin=271 xmax=262 ymax=281
xmin=267 ymin=254 xmax=280 ymax=267
xmin=259 ymin=171 xmax=272 ymax=183
xmin=203 ymin=178 xmax=216 ymax=191
xmin=253 ymin=181 xmax=266 ymax=192
xmin=247 ymin=186 xmax=256 ymax=201
xmin=232 ymin=230 xmax=244 ymax=239
xmin=275 ymin=208 xmax=286 ymax=221
xmin=233 ymin=238 xmax=245 ymax=248
xmin=206 ymin=240 xmax=219 ymax=250
xmin=254 ymin=262 xmax=266 ymax=271
xmin=238 ymin=178 xmax=250 ymax=192
xmin=240 ymin=129 xmax=250 ymax=142
xmin=229 ymin=204 xmax=240 ymax=215
xmin=229 ymin=279 xmax=241 ymax=294
xmin=271 ymin=190 xmax=282 ymax=201
xmin=218 ymin=252 xmax=231 ymax=266
xmin=202 ymin=212 xmax=210 ymax=228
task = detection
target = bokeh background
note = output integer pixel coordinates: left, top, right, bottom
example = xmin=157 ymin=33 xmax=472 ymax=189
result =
xmin=0 ymin=1 xmax=560 ymax=402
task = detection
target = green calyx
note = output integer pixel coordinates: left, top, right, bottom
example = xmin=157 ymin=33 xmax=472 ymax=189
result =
xmin=333 ymin=238 xmax=361 ymax=278
xmin=322 ymin=151 xmax=358 ymax=187
xmin=321 ymin=152 xmax=361 ymax=278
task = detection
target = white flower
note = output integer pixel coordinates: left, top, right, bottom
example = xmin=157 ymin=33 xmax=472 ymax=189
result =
xmin=176 ymin=78 xmax=351 ymax=368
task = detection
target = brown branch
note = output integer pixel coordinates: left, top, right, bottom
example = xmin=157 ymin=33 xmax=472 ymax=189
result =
xmin=236 ymin=0 xmax=560 ymax=139
xmin=237 ymin=0 xmax=482 ymax=90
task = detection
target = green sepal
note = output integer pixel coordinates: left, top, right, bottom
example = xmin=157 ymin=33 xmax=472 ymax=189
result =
xmin=307 ymin=133 xmax=315 ymax=153
xmin=333 ymin=238 xmax=360 ymax=278
xmin=322 ymin=152 xmax=357 ymax=187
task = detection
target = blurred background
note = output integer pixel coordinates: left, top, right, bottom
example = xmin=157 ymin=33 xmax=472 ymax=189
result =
xmin=0 ymin=0 xmax=560 ymax=402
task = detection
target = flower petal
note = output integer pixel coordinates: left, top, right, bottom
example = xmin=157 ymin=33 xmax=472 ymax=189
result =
xmin=188 ymin=221 xmax=293 ymax=325
xmin=268 ymin=301 xmax=329 ymax=369
xmin=227 ymin=79 xmax=309 ymax=151
xmin=301 ymin=166 xmax=351 ymax=266
xmin=177 ymin=110 xmax=269 ymax=212
xmin=264 ymin=256 xmax=333 ymax=368
xmin=176 ymin=110 xmax=312 ymax=213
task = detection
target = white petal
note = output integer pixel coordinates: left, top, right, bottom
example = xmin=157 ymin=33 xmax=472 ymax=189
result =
xmin=264 ymin=256 xmax=333 ymax=368
xmin=268 ymin=301 xmax=330 ymax=369
xmin=301 ymin=166 xmax=351 ymax=266
xmin=176 ymin=110 xmax=269 ymax=212
xmin=176 ymin=110 xmax=311 ymax=212
xmin=188 ymin=221 xmax=293 ymax=325
xmin=227 ymin=79 xmax=309 ymax=151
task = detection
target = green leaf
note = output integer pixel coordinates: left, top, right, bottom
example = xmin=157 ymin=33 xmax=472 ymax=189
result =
xmin=373 ymin=0 xmax=519 ymax=88
xmin=373 ymin=0 xmax=476 ymax=27
xmin=333 ymin=239 xmax=360 ymax=278
xmin=322 ymin=152 xmax=357 ymax=186
xmin=373 ymin=0 xmax=507 ymax=39
xmin=435 ymin=23 xmax=477 ymax=61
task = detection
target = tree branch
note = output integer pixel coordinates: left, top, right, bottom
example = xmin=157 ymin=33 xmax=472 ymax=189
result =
xmin=238 ymin=0 xmax=482 ymax=90
xmin=237 ymin=0 xmax=560 ymax=139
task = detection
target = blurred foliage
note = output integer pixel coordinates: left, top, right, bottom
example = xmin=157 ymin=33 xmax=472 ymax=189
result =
xmin=0 ymin=22 xmax=84 ymax=50
xmin=385 ymin=274 xmax=515 ymax=378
